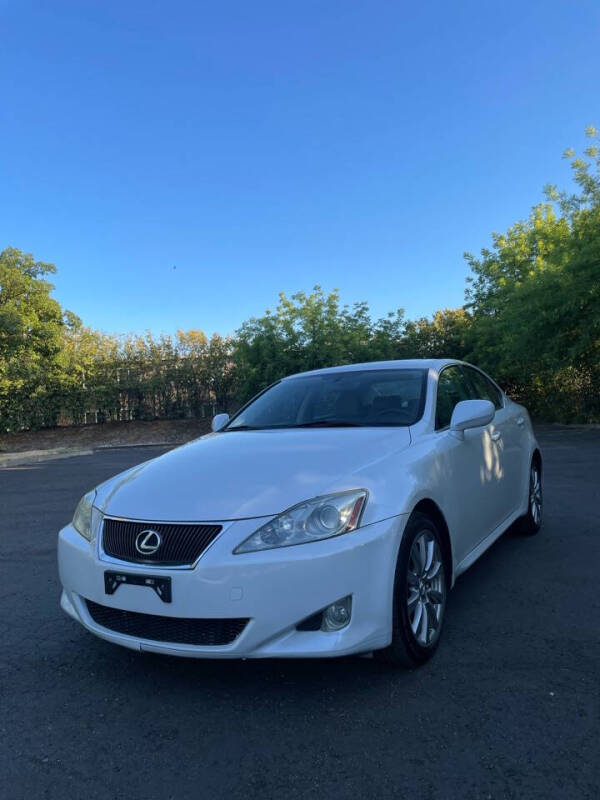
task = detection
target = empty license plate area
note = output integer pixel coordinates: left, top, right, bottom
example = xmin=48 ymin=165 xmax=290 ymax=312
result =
xmin=104 ymin=571 xmax=172 ymax=603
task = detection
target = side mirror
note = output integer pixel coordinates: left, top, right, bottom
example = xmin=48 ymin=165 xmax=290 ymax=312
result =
xmin=450 ymin=400 xmax=495 ymax=440
xmin=211 ymin=413 xmax=230 ymax=432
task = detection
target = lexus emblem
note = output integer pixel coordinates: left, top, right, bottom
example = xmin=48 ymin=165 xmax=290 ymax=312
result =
xmin=135 ymin=529 xmax=162 ymax=555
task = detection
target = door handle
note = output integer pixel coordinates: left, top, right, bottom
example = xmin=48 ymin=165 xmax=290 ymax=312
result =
xmin=517 ymin=416 xmax=525 ymax=426
xmin=491 ymin=431 xmax=501 ymax=442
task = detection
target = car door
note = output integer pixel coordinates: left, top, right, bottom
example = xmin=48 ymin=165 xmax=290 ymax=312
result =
xmin=461 ymin=365 xmax=524 ymax=522
xmin=434 ymin=365 xmax=502 ymax=565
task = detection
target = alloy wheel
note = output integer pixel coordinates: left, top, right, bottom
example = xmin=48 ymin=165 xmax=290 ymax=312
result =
xmin=530 ymin=465 xmax=542 ymax=525
xmin=406 ymin=531 xmax=446 ymax=647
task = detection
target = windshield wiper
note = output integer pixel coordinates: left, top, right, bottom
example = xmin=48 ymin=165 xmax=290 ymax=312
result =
xmin=223 ymin=425 xmax=262 ymax=431
xmin=288 ymin=420 xmax=362 ymax=428
xmin=226 ymin=421 xmax=362 ymax=431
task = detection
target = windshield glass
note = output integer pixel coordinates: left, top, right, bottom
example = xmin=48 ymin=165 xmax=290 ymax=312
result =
xmin=226 ymin=369 xmax=427 ymax=429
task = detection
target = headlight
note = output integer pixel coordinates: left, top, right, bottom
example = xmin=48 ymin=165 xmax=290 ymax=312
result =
xmin=72 ymin=490 xmax=96 ymax=540
xmin=234 ymin=490 xmax=367 ymax=554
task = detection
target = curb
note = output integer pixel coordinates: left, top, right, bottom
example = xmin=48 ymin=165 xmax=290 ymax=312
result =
xmin=95 ymin=441 xmax=183 ymax=449
xmin=0 ymin=441 xmax=180 ymax=468
xmin=0 ymin=448 xmax=95 ymax=468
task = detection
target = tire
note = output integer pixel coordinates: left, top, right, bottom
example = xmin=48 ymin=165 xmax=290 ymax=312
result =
xmin=376 ymin=512 xmax=449 ymax=668
xmin=516 ymin=458 xmax=543 ymax=535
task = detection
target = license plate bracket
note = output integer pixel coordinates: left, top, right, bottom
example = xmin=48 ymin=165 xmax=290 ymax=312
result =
xmin=104 ymin=571 xmax=172 ymax=603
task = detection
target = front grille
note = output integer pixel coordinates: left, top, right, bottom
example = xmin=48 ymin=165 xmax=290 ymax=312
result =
xmin=86 ymin=600 xmax=248 ymax=646
xmin=102 ymin=518 xmax=222 ymax=566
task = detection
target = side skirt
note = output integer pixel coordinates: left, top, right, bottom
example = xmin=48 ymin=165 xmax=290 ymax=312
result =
xmin=453 ymin=506 xmax=525 ymax=580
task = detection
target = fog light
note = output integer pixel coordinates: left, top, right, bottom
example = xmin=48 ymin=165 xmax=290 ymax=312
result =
xmin=322 ymin=596 xmax=352 ymax=631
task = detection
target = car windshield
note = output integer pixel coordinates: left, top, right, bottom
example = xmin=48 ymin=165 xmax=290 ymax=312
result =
xmin=226 ymin=369 xmax=427 ymax=430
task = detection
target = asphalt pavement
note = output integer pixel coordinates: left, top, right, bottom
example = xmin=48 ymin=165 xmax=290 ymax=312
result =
xmin=1 ymin=428 xmax=598 ymax=799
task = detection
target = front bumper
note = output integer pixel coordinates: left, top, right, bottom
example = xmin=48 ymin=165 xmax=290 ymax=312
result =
xmin=58 ymin=513 xmax=408 ymax=659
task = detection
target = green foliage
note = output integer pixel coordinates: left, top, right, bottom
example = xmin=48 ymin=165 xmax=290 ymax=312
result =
xmin=402 ymin=309 xmax=472 ymax=360
xmin=464 ymin=126 xmax=600 ymax=421
xmin=56 ymin=328 xmax=237 ymax=426
xmin=1 ymin=127 xmax=598 ymax=431
xmin=0 ymin=248 xmax=66 ymax=429
xmin=0 ymin=256 xmax=237 ymax=431
xmin=233 ymin=288 xmax=405 ymax=398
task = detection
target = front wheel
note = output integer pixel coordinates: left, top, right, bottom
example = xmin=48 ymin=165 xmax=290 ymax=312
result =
xmin=516 ymin=459 xmax=543 ymax=535
xmin=376 ymin=512 xmax=449 ymax=668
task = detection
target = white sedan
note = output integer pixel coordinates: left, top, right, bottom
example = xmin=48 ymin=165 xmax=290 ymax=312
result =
xmin=58 ymin=359 xmax=542 ymax=667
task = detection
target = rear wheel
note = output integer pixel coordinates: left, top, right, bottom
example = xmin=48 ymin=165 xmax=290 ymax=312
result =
xmin=376 ymin=512 xmax=448 ymax=667
xmin=516 ymin=459 xmax=543 ymax=535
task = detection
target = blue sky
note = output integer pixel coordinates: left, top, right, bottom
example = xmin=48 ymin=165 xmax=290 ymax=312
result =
xmin=1 ymin=0 xmax=598 ymax=336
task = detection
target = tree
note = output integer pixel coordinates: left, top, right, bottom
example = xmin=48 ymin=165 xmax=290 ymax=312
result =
xmin=464 ymin=126 xmax=600 ymax=420
xmin=233 ymin=287 xmax=406 ymax=400
xmin=402 ymin=309 xmax=472 ymax=360
xmin=0 ymin=248 xmax=66 ymax=430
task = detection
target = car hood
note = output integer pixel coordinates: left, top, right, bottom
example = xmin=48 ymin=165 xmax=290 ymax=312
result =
xmin=94 ymin=427 xmax=412 ymax=522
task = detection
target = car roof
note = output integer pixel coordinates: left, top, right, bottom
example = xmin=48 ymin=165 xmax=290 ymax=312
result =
xmin=284 ymin=359 xmax=459 ymax=380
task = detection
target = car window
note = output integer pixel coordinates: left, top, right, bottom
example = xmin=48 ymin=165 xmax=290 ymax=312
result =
xmin=435 ymin=366 xmax=473 ymax=430
xmin=462 ymin=366 xmax=503 ymax=410
xmin=243 ymin=381 xmax=305 ymax=426
xmin=226 ymin=369 xmax=427 ymax=429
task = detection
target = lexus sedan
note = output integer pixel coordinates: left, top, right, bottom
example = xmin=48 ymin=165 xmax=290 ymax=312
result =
xmin=58 ymin=359 xmax=542 ymax=667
